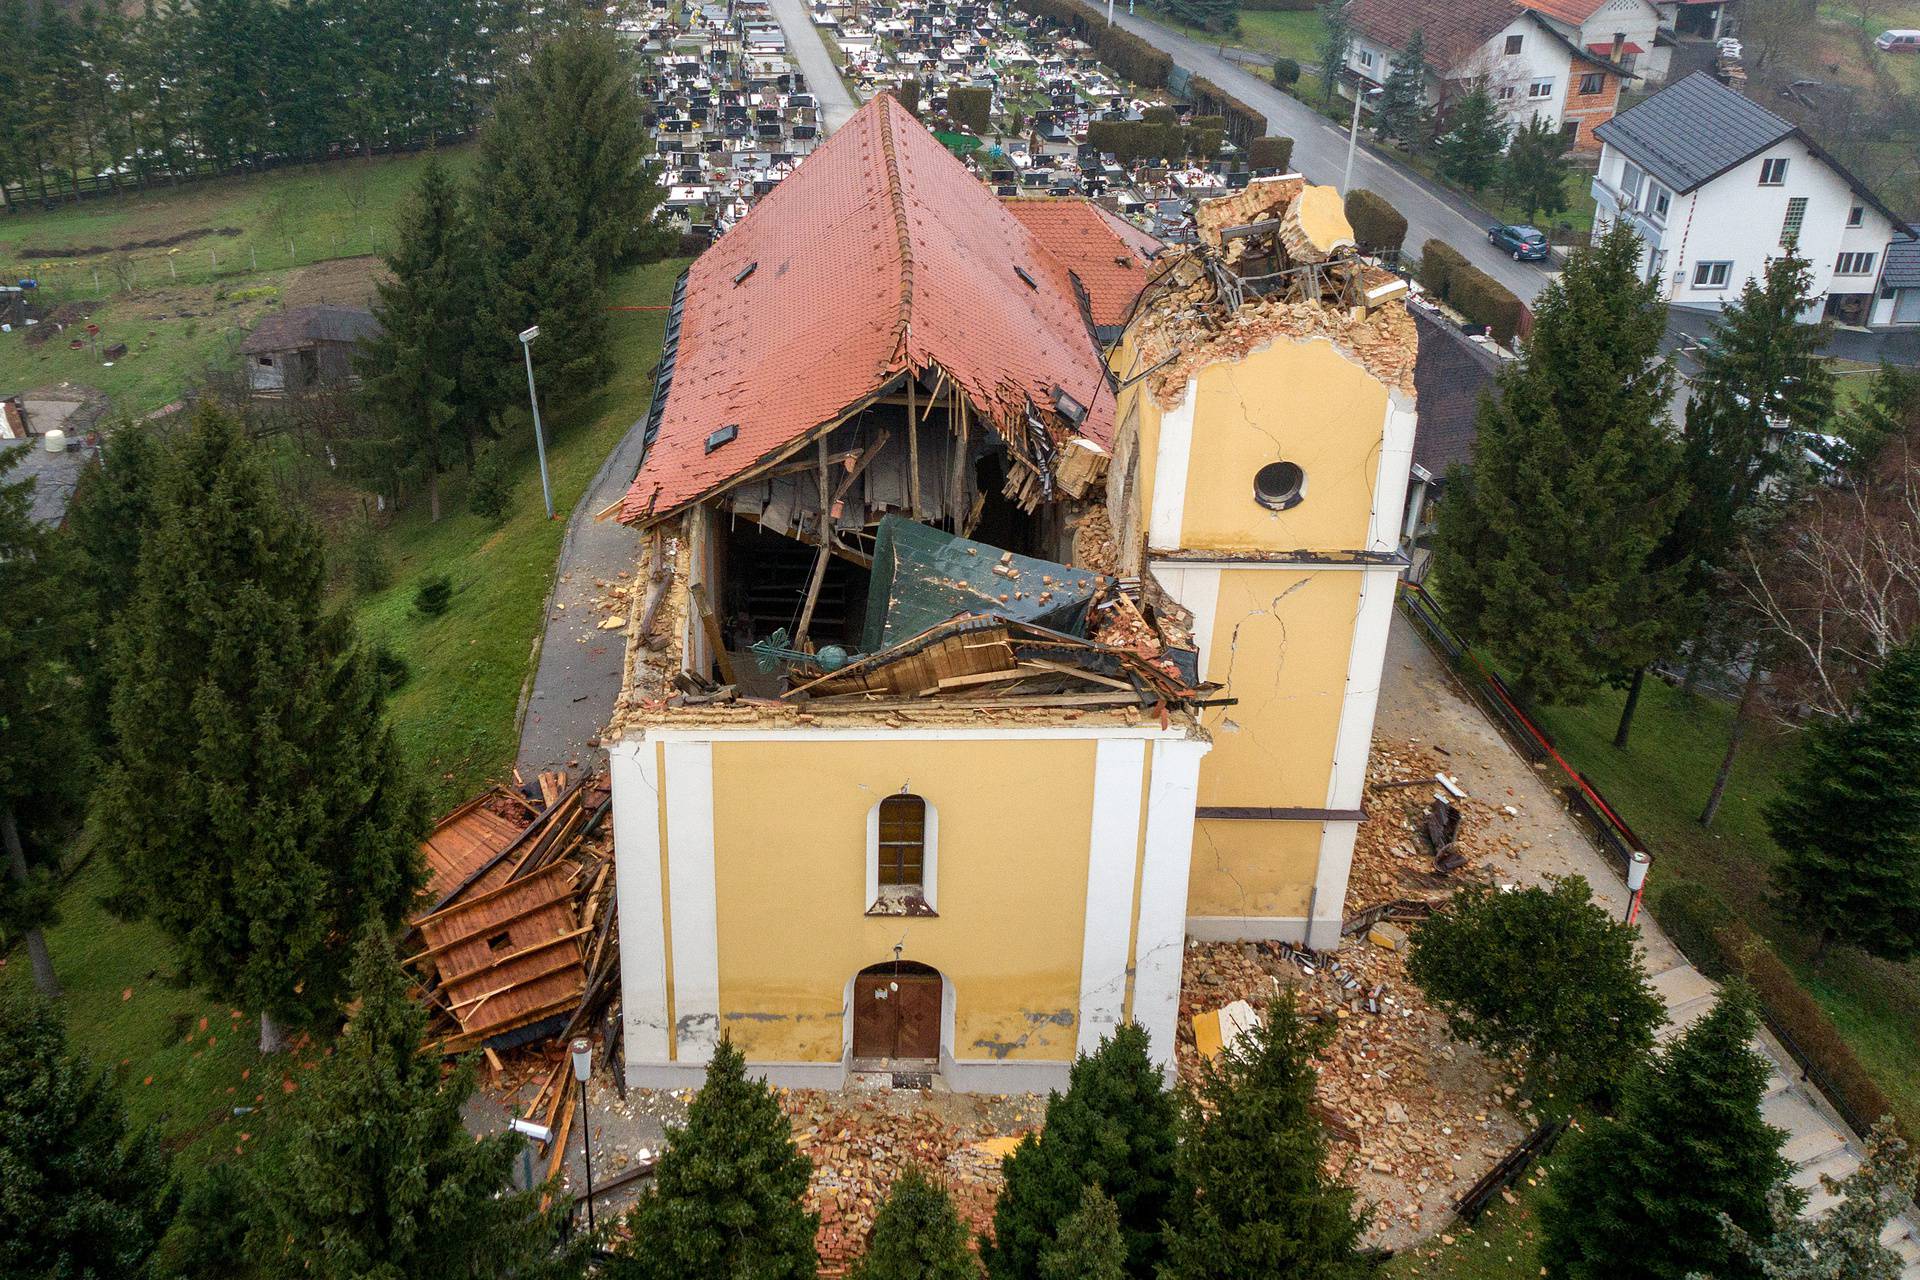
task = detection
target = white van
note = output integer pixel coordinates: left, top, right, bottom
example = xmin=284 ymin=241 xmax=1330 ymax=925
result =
xmin=1875 ymin=29 xmax=1920 ymax=51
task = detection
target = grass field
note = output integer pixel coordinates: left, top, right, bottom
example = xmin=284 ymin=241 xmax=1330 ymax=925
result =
xmin=1527 ymin=676 xmax=1920 ymax=1137
xmin=0 ymin=147 xmax=474 ymax=416
xmin=1232 ymin=9 xmax=1325 ymax=64
xmin=350 ymin=257 xmax=685 ymax=812
xmin=1383 ymin=1148 xmax=1562 ymax=1278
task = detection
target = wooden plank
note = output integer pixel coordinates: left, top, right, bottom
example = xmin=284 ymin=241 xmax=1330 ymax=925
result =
xmin=1194 ymin=806 xmax=1367 ymax=822
xmin=687 ymin=583 xmax=736 ymax=685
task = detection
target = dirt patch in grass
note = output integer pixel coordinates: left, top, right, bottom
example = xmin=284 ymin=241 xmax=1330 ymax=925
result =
xmin=21 ymin=301 xmax=90 ymax=345
xmin=279 ymin=254 xmax=386 ymax=309
xmin=18 ymin=225 xmax=243 ymax=259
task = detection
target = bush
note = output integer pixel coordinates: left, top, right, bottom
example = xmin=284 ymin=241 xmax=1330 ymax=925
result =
xmin=413 ymin=573 xmax=453 ymax=617
xmin=1418 ymin=237 xmax=1467 ymax=299
xmin=1449 ymin=265 xmax=1527 ymax=346
xmin=1272 ymin=57 xmax=1300 ymax=87
xmin=948 ymin=86 xmax=992 ymax=135
xmin=468 ymin=444 xmax=513 ymax=522
xmin=345 ymin=516 xmax=391 ymax=594
xmin=1344 ymin=188 xmax=1407 ymax=253
xmin=1248 ymin=135 xmax=1293 ymax=172
xmin=1649 ymin=881 xmax=1735 ymax=980
xmin=371 ymin=642 xmax=411 ymax=694
xmin=1143 ymin=105 xmax=1178 ymax=125
xmin=893 ymin=80 xmax=922 ymax=118
xmin=1191 ymin=77 xmax=1268 ymax=145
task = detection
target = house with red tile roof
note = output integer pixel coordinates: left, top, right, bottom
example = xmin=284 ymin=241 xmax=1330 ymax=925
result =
xmin=1519 ymin=0 xmax=1672 ymax=85
xmin=598 ymin=94 xmax=1423 ymax=1095
xmin=1343 ymin=0 xmax=1635 ymax=151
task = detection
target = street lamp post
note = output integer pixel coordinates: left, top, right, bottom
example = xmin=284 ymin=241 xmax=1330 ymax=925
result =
xmin=570 ymin=1037 xmax=596 ymax=1234
xmin=1341 ymin=79 xmax=1382 ymax=195
xmin=1625 ymin=850 xmax=1651 ymax=924
xmin=519 ymin=325 xmax=556 ymax=520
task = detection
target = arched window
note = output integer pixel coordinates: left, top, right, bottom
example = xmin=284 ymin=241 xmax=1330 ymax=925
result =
xmin=867 ymin=793 xmax=938 ymax=914
xmin=877 ymin=794 xmax=927 ymax=888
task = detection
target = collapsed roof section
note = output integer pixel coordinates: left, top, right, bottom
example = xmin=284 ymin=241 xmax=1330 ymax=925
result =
xmin=617 ymin=92 xmax=1136 ymax=528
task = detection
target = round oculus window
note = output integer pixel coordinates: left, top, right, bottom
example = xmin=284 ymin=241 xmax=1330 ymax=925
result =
xmin=1254 ymin=461 xmax=1306 ymax=511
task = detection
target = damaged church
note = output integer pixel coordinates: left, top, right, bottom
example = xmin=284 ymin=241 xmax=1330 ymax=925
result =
xmin=603 ymin=92 xmax=1418 ymax=1091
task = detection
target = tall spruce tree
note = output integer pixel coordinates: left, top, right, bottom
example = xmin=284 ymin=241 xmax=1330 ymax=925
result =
xmin=1436 ymin=83 xmax=1508 ymax=193
xmin=359 ymin=156 xmax=475 ymax=519
xmin=1406 ymin=876 xmax=1663 ymax=1111
xmin=1540 ymin=986 xmax=1791 ymax=1280
xmin=1372 ymin=30 xmax=1431 ymax=149
xmin=1765 ymin=638 xmax=1920 ymax=963
xmin=1834 ymin=362 xmax=1920 ymax=475
xmin=1719 ymin=1118 xmax=1917 ymax=1280
xmin=0 ymin=994 xmax=175 ymax=1279
xmin=65 ymin=423 xmax=162 ymax=746
xmin=1160 ymin=995 xmax=1369 ymax=1280
xmin=608 ymin=1037 xmax=819 ymax=1280
xmin=89 ymin=405 xmax=424 ymax=1050
xmin=0 ymin=447 xmax=90 ymax=998
xmin=1499 ymin=116 xmax=1573 ymax=223
xmin=849 ymin=1168 xmax=978 ymax=1280
xmin=985 ymin=1023 xmax=1179 ymax=1280
xmin=1039 ymin=1186 xmax=1127 ymax=1280
xmin=246 ymin=928 xmax=584 ymax=1280
xmin=1432 ymin=220 xmax=1685 ymax=705
xmin=1314 ymin=0 xmax=1350 ymax=106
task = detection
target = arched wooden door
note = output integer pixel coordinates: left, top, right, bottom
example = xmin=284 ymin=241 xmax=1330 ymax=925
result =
xmin=851 ymin=961 xmax=942 ymax=1066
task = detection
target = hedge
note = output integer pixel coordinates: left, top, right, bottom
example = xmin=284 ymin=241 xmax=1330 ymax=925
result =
xmin=1449 ymin=266 xmax=1526 ymax=347
xmin=1190 ymin=76 xmax=1268 ymax=145
xmin=1086 ymin=118 xmax=1207 ymax=165
xmin=947 ymin=86 xmax=992 ymax=135
xmin=1023 ymin=0 xmax=1173 ymax=87
xmin=1345 ymin=188 xmax=1407 ymax=253
xmin=1654 ymin=881 xmax=1912 ymax=1145
xmin=1248 ymin=135 xmax=1293 ymax=172
xmin=1242 ymin=0 xmax=1316 ymax=9
xmin=1418 ymin=237 xmax=1467 ymax=299
xmin=1144 ymin=104 xmax=1178 ymax=125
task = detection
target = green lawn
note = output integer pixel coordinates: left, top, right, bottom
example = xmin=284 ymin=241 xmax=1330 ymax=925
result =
xmin=1234 ymin=8 xmax=1326 ymax=64
xmin=1384 ymin=1147 xmax=1564 ymax=1278
xmin=347 ymin=256 xmax=685 ymax=812
xmin=1527 ymin=676 xmax=1920 ymax=1137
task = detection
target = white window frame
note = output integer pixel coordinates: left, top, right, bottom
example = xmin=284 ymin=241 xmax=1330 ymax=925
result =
xmin=1495 ymin=85 xmax=1516 ymax=101
xmin=866 ymin=793 xmax=939 ymax=911
xmin=1579 ymin=71 xmax=1605 ymax=95
xmin=1528 ymin=79 xmax=1554 ymax=98
xmin=1647 ymin=182 xmax=1670 ymax=222
xmin=1693 ymin=260 xmax=1732 ymax=288
xmin=1847 ymin=205 xmax=1865 ymax=228
xmin=1504 ymin=33 xmax=1524 ymax=54
xmin=1781 ymin=195 xmax=1808 ymax=246
xmin=1620 ymin=160 xmax=1644 ymax=203
xmin=1357 ymin=49 xmax=1375 ymax=68
xmin=1835 ymin=251 xmax=1877 ymax=276
xmin=1759 ymin=156 xmax=1789 ymax=186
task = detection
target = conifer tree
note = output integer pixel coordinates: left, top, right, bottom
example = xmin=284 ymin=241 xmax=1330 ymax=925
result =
xmin=850 ymin=1168 xmax=978 ymax=1280
xmin=90 ymin=405 xmax=424 ymax=1050
xmin=1372 ymin=30 xmax=1432 ymax=149
xmin=1765 ymin=638 xmax=1920 ymax=963
xmin=1719 ymin=1118 xmax=1917 ymax=1280
xmin=65 ymin=423 xmax=162 ymax=743
xmin=1499 ymin=116 xmax=1573 ymax=223
xmin=1314 ymin=0 xmax=1350 ymax=106
xmin=359 ymin=156 xmax=474 ymax=519
xmin=1835 ymin=362 xmax=1920 ymax=475
xmin=609 ymin=1037 xmax=820 ymax=1280
xmin=246 ymin=928 xmax=584 ymax=1280
xmin=0 ymin=994 xmax=175 ymax=1279
xmin=1437 ymin=84 xmax=1509 ymax=194
xmin=1432 ymin=220 xmax=1684 ymax=705
xmin=1160 ymin=995 xmax=1369 ymax=1280
xmin=0 ymin=447 xmax=90 ymax=998
xmin=1541 ymin=986 xmax=1791 ymax=1280
xmin=985 ymin=1023 xmax=1178 ymax=1280
xmin=1406 ymin=875 xmax=1662 ymax=1111
xmin=1039 ymin=1185 xmax=1127 ymax=1280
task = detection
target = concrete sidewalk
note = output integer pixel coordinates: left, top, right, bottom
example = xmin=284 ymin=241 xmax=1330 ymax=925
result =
xmin=1379 ymin=614 xmax=1920 ymax=1273
xmin=766 ymin=0 xmax=857 ymax=133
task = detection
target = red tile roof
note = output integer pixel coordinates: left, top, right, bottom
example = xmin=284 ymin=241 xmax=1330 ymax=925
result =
xmin=619 ymin=94 xmax=1118 ymax=525
xmin=1586 ymin=40 xmax=1643 ymax=54
xmin=1001 ymin=199 xmax=1162 ymax=329
xmin=1521 ymin=0 xmax=1608 ymax=23
xmin=1346 ymin=0 xmax=1527 ymax=72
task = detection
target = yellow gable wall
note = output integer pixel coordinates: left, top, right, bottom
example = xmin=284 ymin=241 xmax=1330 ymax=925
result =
xmin=1176 ymin=338 xmax=1389 ymax=554
xmin=1189 ymin=818 xmax=1323 ymax=919
xmin=702 ymin=737 xmax=1107 ymax=1064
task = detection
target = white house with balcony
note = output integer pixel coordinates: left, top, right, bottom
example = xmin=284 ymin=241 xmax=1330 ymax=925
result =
xmin=1591 ymin=71 xmax=1916 ymax=327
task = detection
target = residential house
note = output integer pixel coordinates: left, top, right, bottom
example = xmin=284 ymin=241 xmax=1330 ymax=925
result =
xmin=1591 ymin=72 xmax=1915 ymax=326
xmin=238 ymin=305 xmax=379 ymax=396
xmin=1519 ymin=0 xmax=1672 ymax=84
xmin=1400 ymin=307 xmax=1502 ymax=578
xmin=1344 ymin=0 xmax=1634 ymax=150
xmin=602 ymin=94 xmax=1420 ymax=1092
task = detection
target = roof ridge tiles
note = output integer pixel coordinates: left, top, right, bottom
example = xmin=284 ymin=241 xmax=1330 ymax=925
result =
xmin=877 ymin=94 xmax=917 ymax=372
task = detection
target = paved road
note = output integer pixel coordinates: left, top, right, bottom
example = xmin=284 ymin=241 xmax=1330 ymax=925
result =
xmin=1665 ymin=303 xmax=1920 ymax=367
xmin=1108 ymin=12 xmax=1553 ymax=302
xmin=767 ymin=0 xmax=858 ymax=133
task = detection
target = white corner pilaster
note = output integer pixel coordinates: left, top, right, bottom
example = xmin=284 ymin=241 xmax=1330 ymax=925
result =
xmin=663 ymin=740 xmax=720 ymax=1063
xmin=1077 ymin=738 xmax=1147 ymax=1056
xmin=1149 ymin=563 xmax=1221 ymax=683
xmin=1146 ymin=380 xmax=1197 ymax=550
xmin=610 ymin=737 xmax=670 ymax=1066
xmin=1366 ymin=388 xmax=1418 ymax=555
xmin=1132 ymin=737 xmax=1208 ymax=1081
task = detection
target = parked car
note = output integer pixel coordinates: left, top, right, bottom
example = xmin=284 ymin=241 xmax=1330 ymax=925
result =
xmin=1875 ymin=28 xmax=1920 ymax=50
xmin=1487 ymin=223 xmax=1550 ymax=261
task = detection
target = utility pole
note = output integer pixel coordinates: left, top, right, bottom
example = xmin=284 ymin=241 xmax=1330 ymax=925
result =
xmin=519 ymin=326 xmax=555 ymax=520
xmin=1341 ymin=78 xmax=1379 ymax=195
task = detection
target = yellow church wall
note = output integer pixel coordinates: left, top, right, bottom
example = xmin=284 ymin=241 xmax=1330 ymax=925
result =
xmin=1194 ymin=566 xmax=1357 ymax=810
xmin=1175 ymin=339 xmax=1389 ymax=554
xmin=1187 ymin=818 xmax=1322 ymax=919
xmin=699 ymin=736 xmax=1104 ymax=1064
